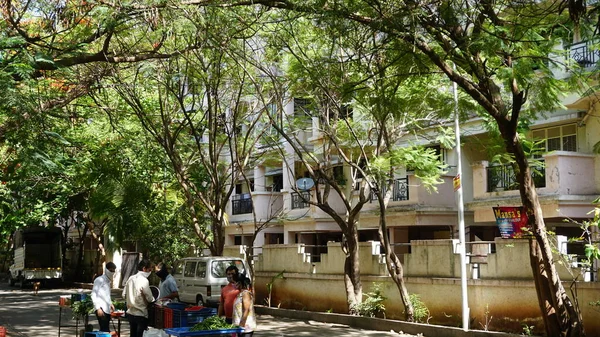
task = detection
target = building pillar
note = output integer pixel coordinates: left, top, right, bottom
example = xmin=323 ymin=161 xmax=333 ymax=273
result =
xmin=254 ymin=166 xmax=266 ymax=192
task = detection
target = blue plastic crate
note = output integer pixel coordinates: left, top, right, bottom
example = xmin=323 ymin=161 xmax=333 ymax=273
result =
xmin=181 ymin=307 xmax=217 ymax=327
xmin=167 ymin=302 xmax=188 ymax=310
xmin=164 ymin=327 xmax=244 ymax=336
xmin=84 ymin=332 xmax=111 ymax=337
xmin=71 ymin=293 xmax=87 ymax=302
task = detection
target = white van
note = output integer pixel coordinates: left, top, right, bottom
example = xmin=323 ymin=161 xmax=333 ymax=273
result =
xmin=173 ymin=256 xmax=247 ymax=306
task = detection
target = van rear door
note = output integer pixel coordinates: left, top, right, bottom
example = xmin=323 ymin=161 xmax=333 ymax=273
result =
xmin=178 ymin=260 xmax=197 ymax=303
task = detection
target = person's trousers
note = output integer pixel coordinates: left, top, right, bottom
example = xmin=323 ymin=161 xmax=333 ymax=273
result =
xmin=95 ymin=311 xmax=111 ymax=332
xmin=127 ymin=314 xmax=148 ymax=337
xmin=239 ymin=332 xmax=254 ymax=337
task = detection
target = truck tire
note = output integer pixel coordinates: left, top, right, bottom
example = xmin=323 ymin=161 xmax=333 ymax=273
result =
xmin=17 ymin=276 xmax=25 ymax=289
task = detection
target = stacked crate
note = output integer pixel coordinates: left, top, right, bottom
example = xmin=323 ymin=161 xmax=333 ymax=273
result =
xmin=159 ymin=304 xmax=218 ymax=328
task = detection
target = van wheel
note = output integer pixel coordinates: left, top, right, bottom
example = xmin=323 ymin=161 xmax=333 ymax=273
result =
xmin=196 ymin=295 xmax=204 ymax=306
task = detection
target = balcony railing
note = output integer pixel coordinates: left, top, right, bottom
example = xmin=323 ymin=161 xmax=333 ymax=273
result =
xmin=487 ymin=160 xmax=546 ymax=192
xmin=291 ymin=191 xmax=311 ymax=209
xmin=232 ymin=194 xmax=253 ymax=215
xmin=568 ymin=40 xmax=600 ymax=67
xmin=370 ymin=177 xmax=409 ymax=202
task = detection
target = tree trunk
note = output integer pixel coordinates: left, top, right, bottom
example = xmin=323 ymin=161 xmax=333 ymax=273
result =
xmin=75 ymin=225 xmax=88 ymax=282
xmin=343 ymin=225 xmax=362 ymax=314
xmin=212 ymin=217 xmax=225 ymax=256
xmin=377 ymin=217 xmax=414 ymax=321
xmin=84 ymin=220 xmax=107 ymax=268
xmin=504 ymin=126 xmax=585 ymax=337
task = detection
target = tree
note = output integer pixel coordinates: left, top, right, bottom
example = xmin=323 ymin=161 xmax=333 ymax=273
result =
xmin=99 ymin=5 xmax=271 ymax=256
xmin=253 ymin=13 xmax=449 ymax=315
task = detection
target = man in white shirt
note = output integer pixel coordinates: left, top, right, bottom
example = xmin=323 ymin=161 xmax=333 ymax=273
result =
xmin=155 ymin=263 xmax=179 ymax=301
xmin=122 ymin=259 xmax=155 ymax=337
xmin=91 ymin=262 xmax=117 ymax=332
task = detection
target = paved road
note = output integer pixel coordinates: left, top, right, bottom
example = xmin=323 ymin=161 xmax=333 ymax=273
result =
xmin=0 ymin=284 xmax=420 ymax=337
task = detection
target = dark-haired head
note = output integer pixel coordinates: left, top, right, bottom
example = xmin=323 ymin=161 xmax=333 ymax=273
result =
xmin=235 ymin=274 xmax=252 ymax=290
xmin=226 ymin=265 xmax=239 ymax=284
xmin=155 ymin=263 xmax=169 ymax=280
xmin=138 ymin=259 xmax=152 ymax=271
xmin=106 ymin=262 xmax=117 ymax=272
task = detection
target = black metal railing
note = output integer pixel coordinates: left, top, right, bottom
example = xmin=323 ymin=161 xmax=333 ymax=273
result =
xmin=232 ymin=194 xmax=253 ymax=215
xmin=291 ymin=191 xmax=311 ymax=209
xmin=487 ymin=161 xmax=546 ymax=192
xmin=568 ymin=40 xmax=600 ymax=67
xmin=370 ymin=177 xmax=409 ymax=202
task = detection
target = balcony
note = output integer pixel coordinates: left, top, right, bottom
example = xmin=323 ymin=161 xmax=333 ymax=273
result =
xmin=486 ymin=160 xmax=546 ymax=192
xmin=369 ymin=177 xmax=409 ymax=202
xmin=471 ymin=152 xmax=599 ymax=221
xmin=567 ymin=40 xmax=600 ymax=68
xmin=291 ymin=191 xmax=311 ymax=209
xmin=232 ymin=194 xmax=253 ymax=215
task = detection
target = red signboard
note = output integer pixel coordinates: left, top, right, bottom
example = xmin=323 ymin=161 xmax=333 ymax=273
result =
xmin=492 ymin=206 xmax=529 ymax=239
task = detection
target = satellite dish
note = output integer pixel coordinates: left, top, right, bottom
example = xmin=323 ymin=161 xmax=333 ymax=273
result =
xmin=296 ymin=177 xmax=315 ymax=191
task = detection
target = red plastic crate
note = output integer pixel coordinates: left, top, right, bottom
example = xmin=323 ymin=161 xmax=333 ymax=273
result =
xmin=164 ymin=307 xmax=174 ymax=328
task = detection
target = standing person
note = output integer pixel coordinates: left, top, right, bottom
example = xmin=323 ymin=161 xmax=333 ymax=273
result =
xmin=218 ymin=265 xmax=239 ymax=323
xmin=232 ymin=274 xmax=256 ymax=336
xmin=122 ymin=259 xmax=155 ymax=337
xmin=91 ymin=262 xmax=117 ymax=332
xmin=155 ymin=262 xmax=179 ymax=301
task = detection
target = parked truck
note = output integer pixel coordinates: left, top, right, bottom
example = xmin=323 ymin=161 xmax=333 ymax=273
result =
xmin=8 ymin=227 xmax=63 ymax=288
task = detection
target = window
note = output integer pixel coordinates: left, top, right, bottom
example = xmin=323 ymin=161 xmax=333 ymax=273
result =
xmin=294 ymin=98 xmax=314 ymax=117
xmin=195 ymin=262 xmax=207 ymax=278
xmin=426 ymin=145 xmax=446 ymax=164
xmin=333 ymin=165 xmax=346 ymax=185
xmin=328 ymin=105 xmax=353 ymax=123
xmin=211 ymin=260 xmax=246 ymax=278
xmin=340 ymin=105 xmax=353 ymax=120
xmin=265 ymin=233 xmax=284 ymax=244
xmin=184 ymin=261 xmax=197 ymax=277
xmin=272 ymin=174 xmax=283 ymax=192
xmin=532 ymin=124 xmax=577 ymax=152
xmin=265 ymin=101 xmax=282 ymax=136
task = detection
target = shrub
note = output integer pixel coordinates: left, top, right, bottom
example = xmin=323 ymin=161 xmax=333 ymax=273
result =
xmin=408 ymin=293 xmax=430 ymax=323
xmin=352 ymin=283 xmax=386 ymax=317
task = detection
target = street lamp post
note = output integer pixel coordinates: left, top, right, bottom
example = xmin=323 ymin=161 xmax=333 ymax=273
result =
xmin=453 ymin=72 xmax=470 ymax=331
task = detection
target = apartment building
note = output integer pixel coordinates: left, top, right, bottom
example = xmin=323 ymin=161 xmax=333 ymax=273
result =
xmin=224 ymin=78 xmax=600 ymax=270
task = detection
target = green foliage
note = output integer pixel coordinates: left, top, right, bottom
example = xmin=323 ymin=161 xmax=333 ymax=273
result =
xmin=558 ymin=198 xmax=600 ymax=281
xmin=265 ymin=270 xmax=286 ymax=307
xmin=70 ymin=296 xmax=94 ymax=319
xmin=522 ymin=324 xmax=536 ymax=336
xmin=386 ymin=146 xmax=447 ymax=192
xmin=190 ymin=315 xmax=236 ymax=331
xmin=408 ymin=294 xmax=430 ymax=324
xmin=112 ymin=300 xmax=126 ymax=311
xmin=352 ymin=283 xmax=386 ymax=318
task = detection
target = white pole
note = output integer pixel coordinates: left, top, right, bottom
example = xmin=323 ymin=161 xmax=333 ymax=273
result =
xmin=453 ymin=71 xmax=469 ymax=331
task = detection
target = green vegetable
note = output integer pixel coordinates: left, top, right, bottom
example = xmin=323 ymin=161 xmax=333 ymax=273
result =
xmin=70 ymin=297 xmax=94 ymax=319
xmin=189 ymin=316 xmax=237 ymax=331
xmin=112 ymin=300 xmax=127 ymax=311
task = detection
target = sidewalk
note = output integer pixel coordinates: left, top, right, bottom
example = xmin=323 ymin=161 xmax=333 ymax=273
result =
xmin=0 ymin=286 xmax=418 ymax=337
